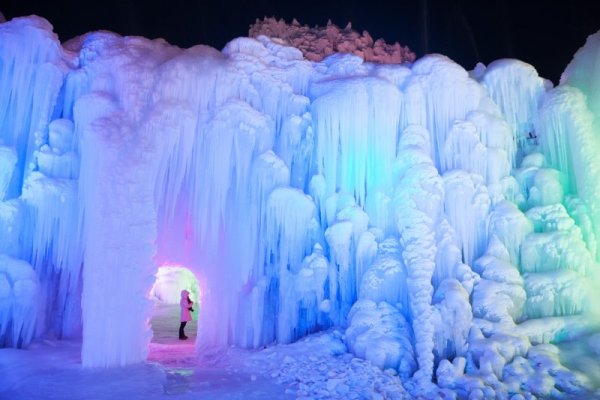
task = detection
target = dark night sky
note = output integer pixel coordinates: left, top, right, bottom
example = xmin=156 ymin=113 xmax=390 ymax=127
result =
xmin=3 ymin=0 xmax=600 ymax=84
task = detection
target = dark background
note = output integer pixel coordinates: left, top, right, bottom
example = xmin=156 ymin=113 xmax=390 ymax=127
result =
xmin=3 ymin=0 xmax=600 ymax=84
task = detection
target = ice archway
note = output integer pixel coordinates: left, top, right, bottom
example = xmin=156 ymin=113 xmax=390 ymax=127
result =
xmin=150 ymin=266 xmax=201 ymax=306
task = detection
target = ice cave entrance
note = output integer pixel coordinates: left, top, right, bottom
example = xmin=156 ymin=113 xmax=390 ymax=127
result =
xmin=149 ymin=265 xmax=201 ymax=344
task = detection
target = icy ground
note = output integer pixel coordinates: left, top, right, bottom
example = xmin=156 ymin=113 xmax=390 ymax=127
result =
xmin=2 ymin=304 xmax=600 ymax=400
xmin=0 ymin=303 xmax=411 ymax=400
xmin=3 ymin=331 xmax=600 ymax=400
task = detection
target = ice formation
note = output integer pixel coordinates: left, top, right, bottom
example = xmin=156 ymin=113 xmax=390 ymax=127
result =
xmin=1 ymin=13 xmax=600 ymax=398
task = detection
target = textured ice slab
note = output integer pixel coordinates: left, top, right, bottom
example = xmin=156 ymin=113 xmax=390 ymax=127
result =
xmin=520 ymin=231 xmax=590 ymax=274
xmin=523 ymin=270 xmax=588 ymax=318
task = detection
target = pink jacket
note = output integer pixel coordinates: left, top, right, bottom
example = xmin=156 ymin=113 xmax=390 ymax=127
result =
xmin=180 ymin=290 xmax=193 ymax=322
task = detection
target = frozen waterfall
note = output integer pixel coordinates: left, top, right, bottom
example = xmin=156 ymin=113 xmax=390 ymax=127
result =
xmin=1 ymin=14 xmax=600 ymax=398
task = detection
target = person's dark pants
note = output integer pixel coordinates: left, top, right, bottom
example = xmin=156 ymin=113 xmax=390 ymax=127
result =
xmin=179 ymin=321 xmax=187 ymax=339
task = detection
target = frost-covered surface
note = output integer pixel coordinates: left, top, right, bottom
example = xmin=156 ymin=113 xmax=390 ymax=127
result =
xmin=2 ymin=13 xmax=600 ymax=399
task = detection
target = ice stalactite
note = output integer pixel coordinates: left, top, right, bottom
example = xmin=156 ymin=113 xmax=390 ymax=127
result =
xmin=0 ymin=17 xmax=67 ymax=198
xmin=311 ymin=72 xmax=401 ymax=220
xmin=479 ymin=59 xmax=550 ymax=163
xmin=325 ymin=221 xmax=354 ymax=325
xmin=325 ymin=199 xmax=369 ymax=324
xmin=466 ymin=109 xmax=515 ymax=177
xmin=488 ymin=201 xmax=533 ymax=266
xmin=0 ymin=147 xmax=17 ymax=200
xmin=263 ymin=187 xmax=319 ymax=344
xmin=354 ymin=230 xmax=378 ymax=292
xmin=536 ymin=86 xmax=600 ymax=262
xmin=0 ymin=17 xmax=80 ymax=346
xmin=440 ymin=120 xmax=486 ymax=177
xmin=21 ymin=172 xmax=81 ymax=337
xmin=0 ymin=255 xmax=38 ymax=347
xmin=432 ymin=219 xmax=478 ymax=294
xmin=20 ymin=114 xmax=82 ymax=340
xmin=0 ymin=200 xmax=24 ymax=259
xmin=403 ymin=55 xmax=484 ymax=170
xmin=393 ymin=124 xmax=442 ymax=386
xmin=443 ymin=170 xmax=490 ymax=266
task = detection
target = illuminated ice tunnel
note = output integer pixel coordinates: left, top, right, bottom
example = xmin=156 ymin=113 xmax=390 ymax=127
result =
xmin=1 ymin=15 xmax=600 ymax=395
xmin=150 ymin=266 xmax=201 ymax=306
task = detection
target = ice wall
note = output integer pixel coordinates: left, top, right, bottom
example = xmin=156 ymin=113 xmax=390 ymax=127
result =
xmin=0 ymin=17 xmax=83 ymax=345
xmin=1 ymin=15 xmax=600 ymax=397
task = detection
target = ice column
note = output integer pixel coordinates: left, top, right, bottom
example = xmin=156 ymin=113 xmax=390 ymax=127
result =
xmin=394 ymin=125 xmax=442 ymax=384
xmin=74 ymin=32 xmax=176 ymax=367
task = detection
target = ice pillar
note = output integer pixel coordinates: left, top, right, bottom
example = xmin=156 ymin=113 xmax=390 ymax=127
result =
xmin=78 ymin=94 xmax=157 ymax=367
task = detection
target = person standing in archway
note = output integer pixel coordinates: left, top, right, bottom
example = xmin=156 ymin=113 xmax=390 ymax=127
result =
xmin=179 ymin=290 xmax=194 ymax=340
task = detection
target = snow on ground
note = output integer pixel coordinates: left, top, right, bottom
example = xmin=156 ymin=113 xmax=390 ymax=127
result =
xmin=3 ymin=302 xmax=599 ymax=399
xmin=0 ymin=303 xmax=410 ymax=400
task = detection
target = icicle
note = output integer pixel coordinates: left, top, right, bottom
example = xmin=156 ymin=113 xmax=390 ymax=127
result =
xmin=0 ymin=200 xmax=25 ymax=258
xmin=355 ymin=230 xmax=378 ymax=290
xmin=488 ymin=201 xmax=533 ymax=266
xmin=311 ymin=76 xmax=401 ymax=208
xmin=0 ymin=255 xmax=38 ymax=347
xmin=403 ymin=55 xmax=484 ymax=169
xmin=325 ymin=221 xmax=354 ymax=324
xmin=0 ymin=147 xmax=17 ymax=200
xmin=263 ymin=187 xmax=319 ymax=343
xmin=441 ymin=120 xmax=486 ymax=177
xmin=443 ymin=170 xmax=490 ymax=266
xmin=0 ymin=17 xmax=68 ymax=198
xmin=479 ymin=59 xmax=549 ymax=163
xmin=466 ymin=110 xmax=515 ymax=172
